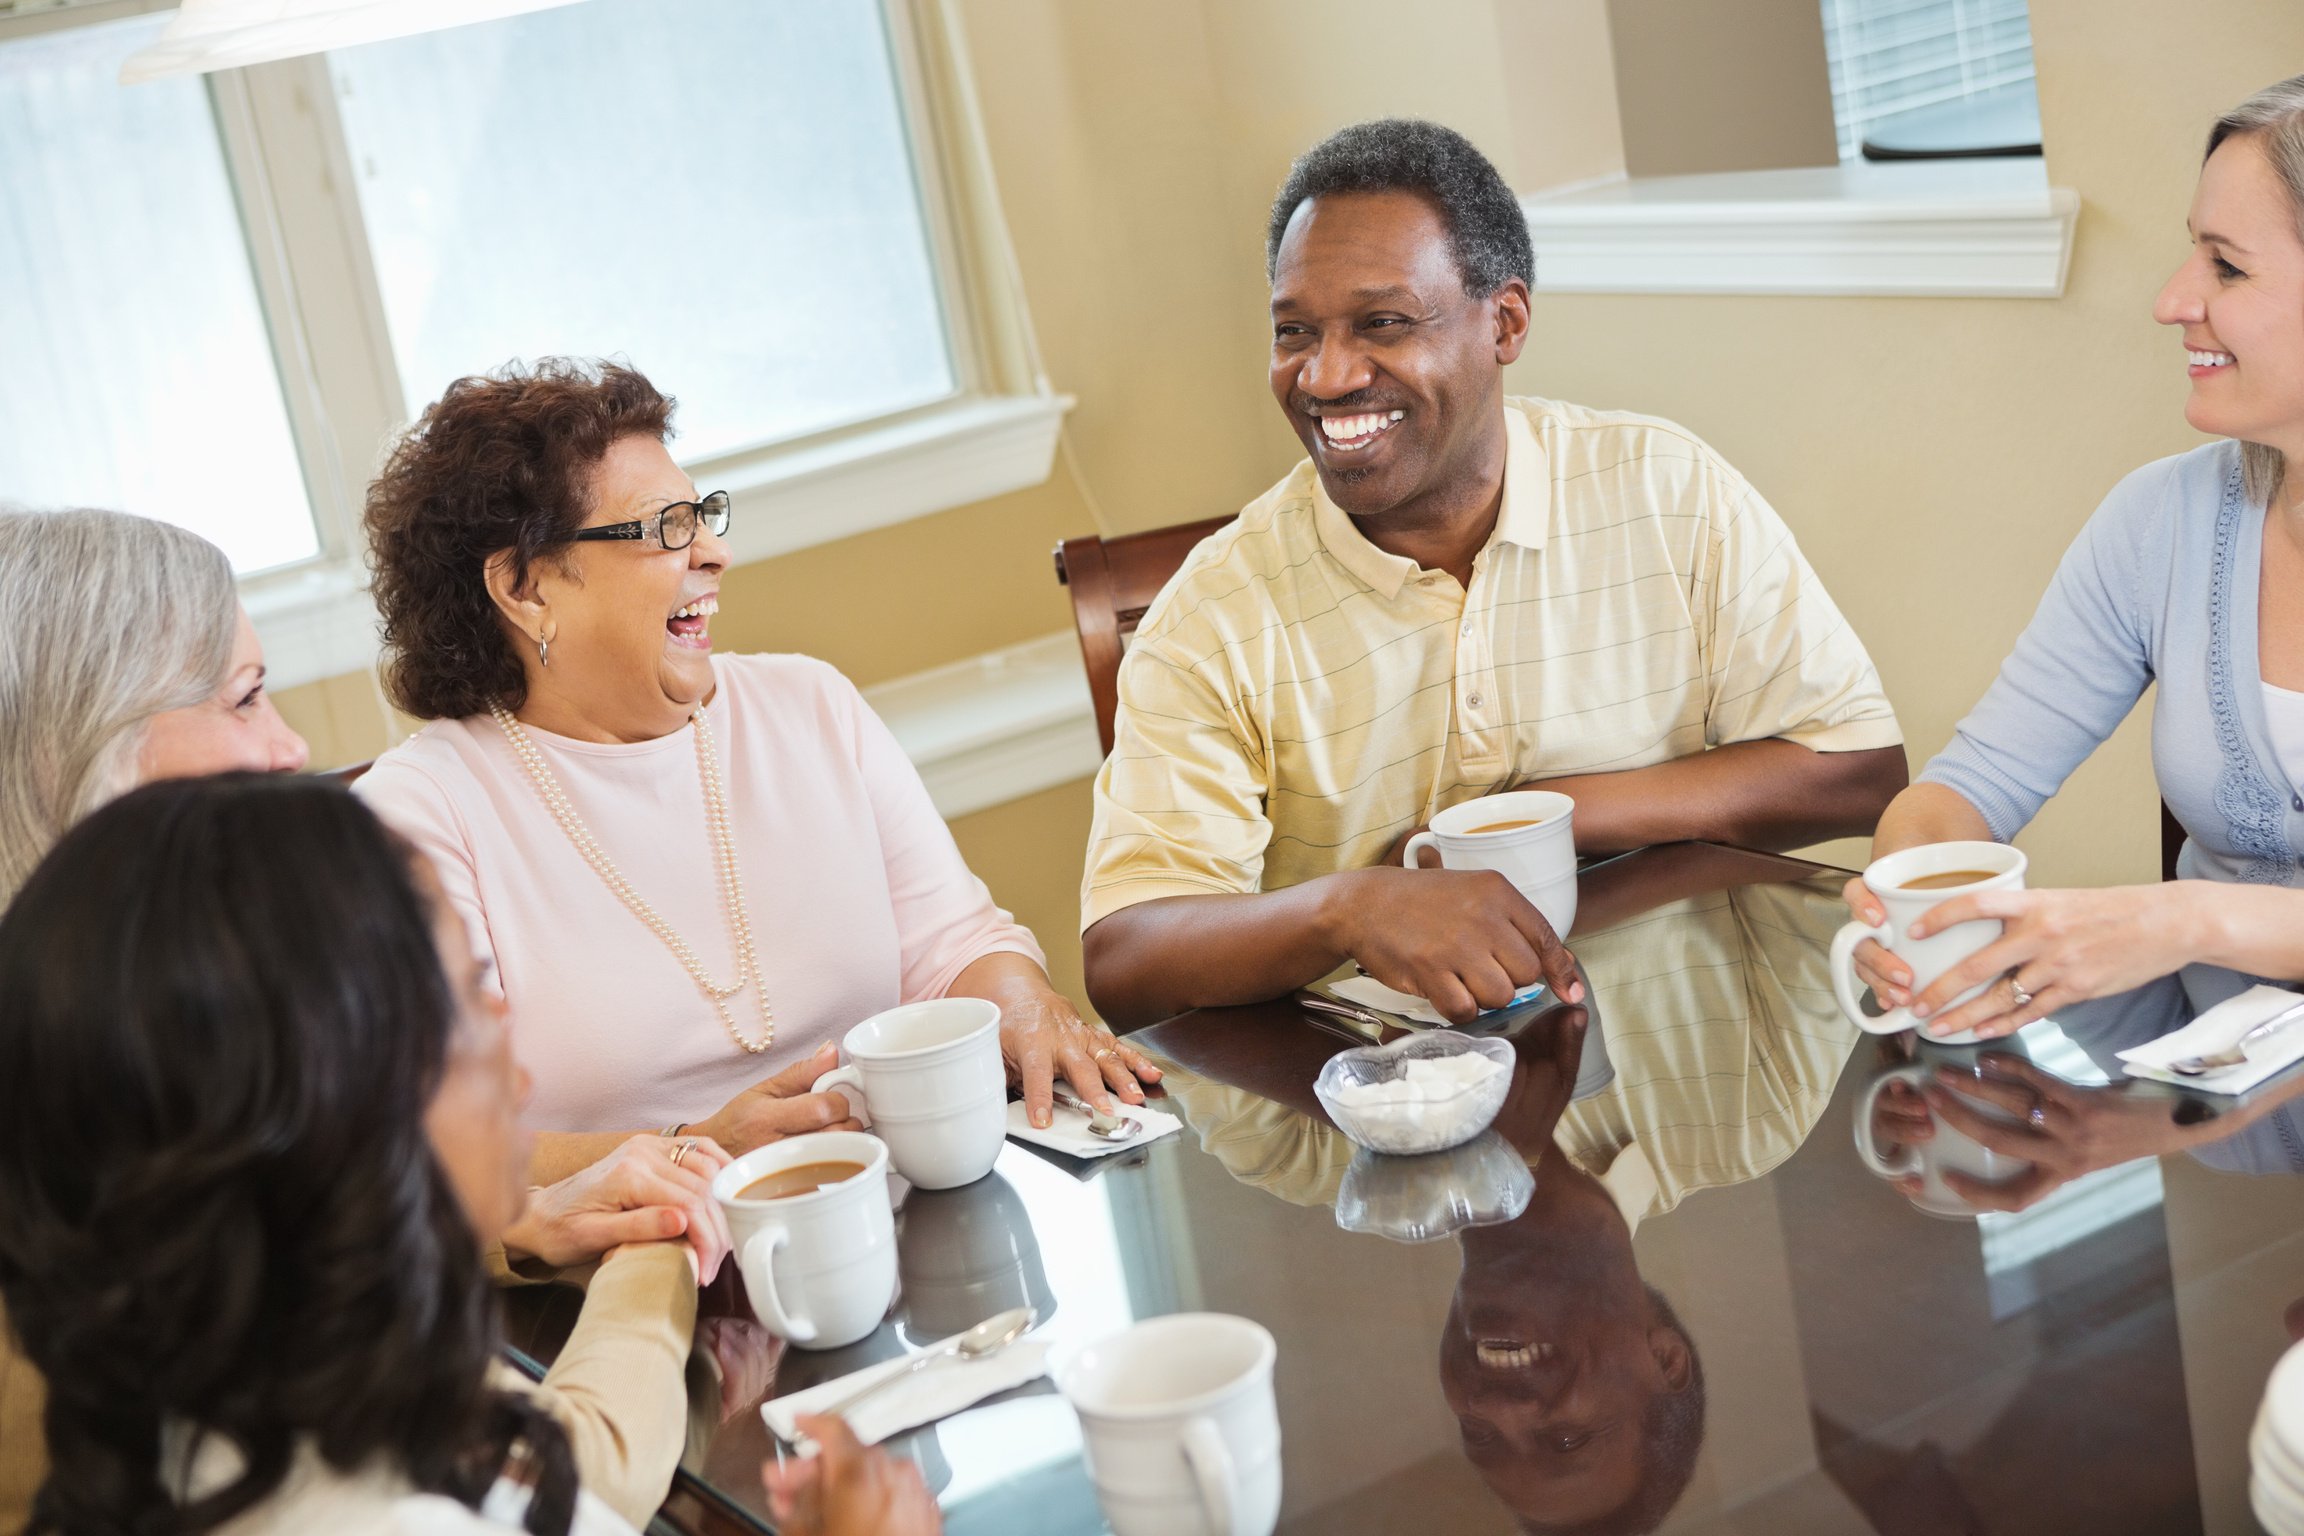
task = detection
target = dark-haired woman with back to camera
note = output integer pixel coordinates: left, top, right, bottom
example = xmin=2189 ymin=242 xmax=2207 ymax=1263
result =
xmin=0 ymin=775 xmax=938 ymax=1536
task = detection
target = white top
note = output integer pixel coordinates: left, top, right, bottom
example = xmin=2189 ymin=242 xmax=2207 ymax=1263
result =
xmin=2265 ymin=682 xmax=2304 ymax=790
xmin=174 ymin=1432 xmax=638 ymax=1536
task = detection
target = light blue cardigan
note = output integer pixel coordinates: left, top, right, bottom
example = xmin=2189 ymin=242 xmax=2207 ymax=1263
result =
xmin=1917 ymin=439 xmax=2304 ymax=889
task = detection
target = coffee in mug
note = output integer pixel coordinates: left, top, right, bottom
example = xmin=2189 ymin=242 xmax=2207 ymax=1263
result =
xmin=1828 ymin=840 xmax=2028 ymax=1044
xmin=737 ymin=1160 xmax=867 ymax=1202
xmin=1402 ymin=790 xmax=1579 ymax=937
xmin=712 ymin=1131 xmax=896 ymax=1350
xmin=1896 ymin=869 xmax=2001 ymax=891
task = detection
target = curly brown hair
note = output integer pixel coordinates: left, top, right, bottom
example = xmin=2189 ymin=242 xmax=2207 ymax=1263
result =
xmin=365 ymin=359 xmax=677 ymax=721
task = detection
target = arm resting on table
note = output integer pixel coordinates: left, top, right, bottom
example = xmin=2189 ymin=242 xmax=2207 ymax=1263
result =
xmin=1084 ymin=876 xmax=1374 ymax=1031
xmin=1532 ymin=740 xmax=1909 ymax=857
xmin=516 ymin=1242 xmax=699 ymax=1530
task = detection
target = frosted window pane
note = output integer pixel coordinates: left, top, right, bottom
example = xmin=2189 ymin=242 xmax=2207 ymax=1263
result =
xmin=0 ymin=14 xmax=318 ymax=574
xmin=331 ymin=0 xmax=957 ymax=463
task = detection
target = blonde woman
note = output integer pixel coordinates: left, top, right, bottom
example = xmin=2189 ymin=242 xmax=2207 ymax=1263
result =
xmin=1850 ymin=75 xmax=2304 ymax=1041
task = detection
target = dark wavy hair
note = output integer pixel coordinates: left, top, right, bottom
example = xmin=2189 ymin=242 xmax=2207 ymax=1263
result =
xmin=0 ymin=775 xmax=576 ymax=1535
xmin=1267 ymin=118 xmax=1534 ymax=298
xmin=365 ymin=358 xmax=677 ymax=721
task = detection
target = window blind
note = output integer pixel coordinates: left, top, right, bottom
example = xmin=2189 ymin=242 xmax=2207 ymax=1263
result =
xmin=1820 ymin=0 xmax=2037 ymax=160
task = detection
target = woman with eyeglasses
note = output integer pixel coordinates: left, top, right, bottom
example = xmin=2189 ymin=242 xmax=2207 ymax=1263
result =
xmin=356 ymin=359 xmax=1158 ymax=1191
xmin=0 ymin=774 xmax=938 ymax=1536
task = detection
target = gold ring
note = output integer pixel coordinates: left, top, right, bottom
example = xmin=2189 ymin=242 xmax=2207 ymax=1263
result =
xmin=1093 ymin=1046 xmax=1119 ymax=1063
xmin=669 ymin=1138 xmax=696 ymax=1170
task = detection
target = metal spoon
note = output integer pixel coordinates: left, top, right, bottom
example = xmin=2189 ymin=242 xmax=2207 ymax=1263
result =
xmin=1051 ymin=1080 xmax=1143 ymax=1141
xmin=814 ymin=1306 xmax=1038 ymax=1421
xmin=2168 ymin=997 xmax=2304 ymax=1076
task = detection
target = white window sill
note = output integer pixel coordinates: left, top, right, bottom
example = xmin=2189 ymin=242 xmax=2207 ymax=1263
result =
xmin=1520 ymin=158 xmax=2078 ymax=298
xmin=863 ymin=630 xmax=1102 ymax=820
xmin=245 ymin=390 xmax=1074 ymax=692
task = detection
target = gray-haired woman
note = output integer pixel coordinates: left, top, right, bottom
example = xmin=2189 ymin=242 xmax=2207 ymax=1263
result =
xmin=0 ymin=507 xmax=308 ymax=901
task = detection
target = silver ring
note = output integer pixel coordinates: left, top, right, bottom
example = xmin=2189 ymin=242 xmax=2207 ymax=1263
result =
xmin=2007 ymin=976 xmax=2035 ymax=1010
xmin=2028 ymin=1104 xmax=2048 ymax=1129
xmin=669 ymin=1138 xmax=696 ymax=1170
xmin=1092 ymin=1046 xmax=1119 ymax=1063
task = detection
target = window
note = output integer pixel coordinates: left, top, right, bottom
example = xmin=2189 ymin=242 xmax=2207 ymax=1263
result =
xmin=328 ymin=0 xmax=956 ymax=461
xmin=0 ymin=12 xmax=315 ymax=573
xmin=0 ymin=0 xmax=1062 ymax=687
xmin=1820 ymin=0 xmax=2040 ymax=161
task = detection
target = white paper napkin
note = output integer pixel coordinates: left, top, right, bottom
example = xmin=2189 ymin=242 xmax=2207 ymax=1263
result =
xmin=2117 ymin=985 xmax=2304 ymax=1093
xmin=1329 ymin=975 xmax=1547 ymax=1027
xmin=761 ymin=1332 xmax=1051 ymax=1448
xmin=1004 ymin=1097 xmax=1180 ymax=1159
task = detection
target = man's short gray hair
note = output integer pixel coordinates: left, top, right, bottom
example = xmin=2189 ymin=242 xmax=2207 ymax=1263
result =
xmin=2207 ymin=74 xmax=2304 ymax=511
xmin=0 ymin=509 xmax=237 ymax=901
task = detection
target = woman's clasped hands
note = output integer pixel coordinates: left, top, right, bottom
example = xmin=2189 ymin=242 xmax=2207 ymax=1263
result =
xmin=502 ymin=1130 xmax=736 ymax=1281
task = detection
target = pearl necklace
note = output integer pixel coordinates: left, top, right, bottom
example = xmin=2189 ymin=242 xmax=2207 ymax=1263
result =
xmin=489 ymin=701 xmax=773 ymax=1054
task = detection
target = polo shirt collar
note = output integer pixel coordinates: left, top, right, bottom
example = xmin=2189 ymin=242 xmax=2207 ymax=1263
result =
xmin=1307 ymin=404 xmax=1552 ymax=599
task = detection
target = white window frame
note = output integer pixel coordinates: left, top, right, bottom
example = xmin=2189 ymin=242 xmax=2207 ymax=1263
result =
xmin=0 ymin=0 xmax=1070 ymax=689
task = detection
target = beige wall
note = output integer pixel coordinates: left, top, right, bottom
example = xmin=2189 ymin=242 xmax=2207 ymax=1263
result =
xmin=282 ymin=0 xmax=2304 ymax=1010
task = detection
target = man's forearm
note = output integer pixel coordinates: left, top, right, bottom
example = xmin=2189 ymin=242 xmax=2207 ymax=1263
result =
xmin=1082 ymin=878 xmax=1366 ymax=1029
xmin=1532 ymin=740 xmax=1908 ymax=856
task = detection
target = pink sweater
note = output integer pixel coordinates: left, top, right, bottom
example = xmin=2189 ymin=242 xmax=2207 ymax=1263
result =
xmin=357 ymin=654 xmax=1044 ymax=1132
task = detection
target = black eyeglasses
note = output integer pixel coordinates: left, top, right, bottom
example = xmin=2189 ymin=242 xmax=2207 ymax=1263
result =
xmin=570 ymin=490 xmax=732 ymax=551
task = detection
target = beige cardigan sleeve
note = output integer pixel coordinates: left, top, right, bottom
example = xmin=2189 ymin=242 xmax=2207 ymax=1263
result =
xmin=509 ymin=1244 xmax=698 ymax=1531
xmin=0 ymin=1305 xmax=45 ymax=1536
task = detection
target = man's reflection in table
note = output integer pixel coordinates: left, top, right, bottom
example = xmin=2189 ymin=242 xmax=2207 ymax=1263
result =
xmin=1154 ymin=863 xmax=1863 ymax=1533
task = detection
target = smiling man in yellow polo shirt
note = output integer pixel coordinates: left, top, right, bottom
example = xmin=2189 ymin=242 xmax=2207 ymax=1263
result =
xmin=1082 ymin=119 xmax=1906 ymax=1029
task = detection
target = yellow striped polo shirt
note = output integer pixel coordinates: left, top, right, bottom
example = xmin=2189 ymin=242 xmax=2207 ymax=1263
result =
xmin=1081 ymin=395 xmax=1901 ymax=930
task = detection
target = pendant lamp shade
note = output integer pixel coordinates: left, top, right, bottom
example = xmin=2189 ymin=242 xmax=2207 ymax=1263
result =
xmin=120 ymin=0 xmax=596 ymax=84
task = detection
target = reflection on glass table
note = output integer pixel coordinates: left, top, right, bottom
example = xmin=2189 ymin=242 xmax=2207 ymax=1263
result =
xmin=503 ymin=843 xmax=2304 ymax=1535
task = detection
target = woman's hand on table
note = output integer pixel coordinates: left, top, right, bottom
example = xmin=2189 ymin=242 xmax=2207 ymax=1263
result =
xmin=698 ymin=1041 xmax=866 ymax=1157
xmin=998 ymin=982 xmax=1161 ymax=1130
xmin=1900 ymin=884 xmax=2204 ymax=1041
xmin=502 ymin=1132 xmax=734 ymax=1280
xmin=950 ymin=951 xmax=1161 ymax=1129
xmin=762 ymin=1414 xmax=942 ymax=1536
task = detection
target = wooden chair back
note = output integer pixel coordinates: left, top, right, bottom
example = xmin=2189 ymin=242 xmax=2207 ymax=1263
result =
xmin=1053 ymin=515 xmax=1233 ymax=755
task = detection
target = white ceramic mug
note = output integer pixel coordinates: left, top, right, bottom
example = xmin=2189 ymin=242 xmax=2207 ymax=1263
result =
xmin=1402 ymin=790 xmax=1578 ymax=936
xmin=713 ymin=1131 xmax=897 ymax=1350
xmin=1829 ymin=840 xmax=2028 ymax=1045
xmin=1056 ymin=1313 xmax=1281 ymax=1536
xmin=812 ymin=997 xmax=1008 ymax=1190
xmin=1853 ymin=1063 xmax=2034 ymax=1219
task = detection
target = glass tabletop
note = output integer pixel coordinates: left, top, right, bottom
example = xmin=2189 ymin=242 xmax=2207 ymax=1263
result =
xmin=506 ymin=843 xmax=2304 ymax=1535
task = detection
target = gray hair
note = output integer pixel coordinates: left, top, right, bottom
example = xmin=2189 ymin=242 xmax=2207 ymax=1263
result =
xmin=2207 ymin=73 xmax=2304 ymax=510
xmin=0 ymin=509 xmax=237 ymax=901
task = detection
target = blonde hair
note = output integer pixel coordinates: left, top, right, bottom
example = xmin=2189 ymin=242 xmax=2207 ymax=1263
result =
xmin=0 ymin=509 xmax=237 ymax=901
xmin=2207 ymin=73 xmax=2304 ymax=510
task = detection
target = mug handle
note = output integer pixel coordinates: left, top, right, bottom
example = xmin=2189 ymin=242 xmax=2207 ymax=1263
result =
xmin=1830 ymin=919 xmax=1914 ymax=1035
xmin=1851 ymin=1071 xmax=1925 ymax=1179
xmin=811 ymin=1063 xmax=872 ymax=1128
xmin=740 ymin=1225 xmax=817 ymax=1344
xmin=1403 ymin=830 xmax=1441 ymax=871
xmin=1180 ymin=1415 xmax=1238 ymax=1536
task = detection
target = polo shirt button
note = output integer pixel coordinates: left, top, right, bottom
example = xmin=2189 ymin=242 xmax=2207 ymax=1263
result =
xmin=1468 ymin=693 xmax=1483 ymax=708
xmin=1461 ymin=620 xmax=1472 ymax=636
